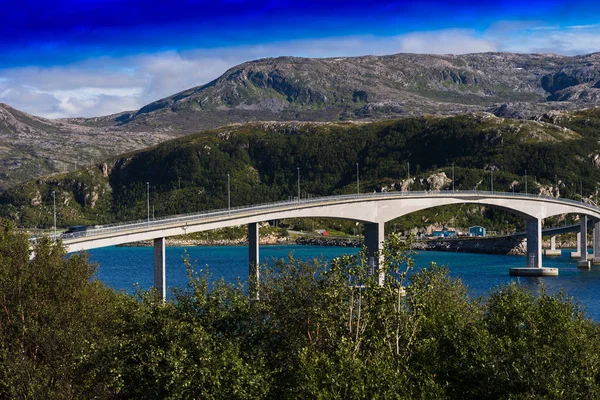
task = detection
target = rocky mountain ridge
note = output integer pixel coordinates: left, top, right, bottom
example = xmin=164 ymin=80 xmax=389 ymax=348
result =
xmin=0 ymin=103 xmax=178 ymax=189
xmin=100 ymin=52 xmax=600 ymax=131
xmin=2 ymin=51 xmax=600 ymax=189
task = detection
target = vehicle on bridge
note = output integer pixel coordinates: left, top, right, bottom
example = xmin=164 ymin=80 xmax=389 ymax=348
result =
xmin=63 ymin=225 xmax=87 ymax=237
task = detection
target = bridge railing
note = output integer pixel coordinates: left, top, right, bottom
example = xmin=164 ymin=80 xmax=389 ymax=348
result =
xmin=57 ymin=190 xmax=600 ymax=241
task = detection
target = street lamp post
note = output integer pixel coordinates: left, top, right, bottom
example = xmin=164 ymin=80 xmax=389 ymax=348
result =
xmin=356 ymin=163 xmax=360 ymax=196
xmin=525 ymin=169 xmax=528 ymax=195
xmin=146 ymin=182 xmax=150 ymax=224
xmin=491 ymin=168 xmax=494 ymax=194
xmin=297 ymin=167 xmax=300 ymax=203
xmin=52 ymin=191 xmax=56 ymax=238
xmin=580 ymin=180 xmax=583 ymax=203
xmin=227 ymin=172 xmax=231 ymax=215
xmin=407 ymin=162 xmax=410 ymax=193
xmin=452 ymin=163 xmax=455 ymax=193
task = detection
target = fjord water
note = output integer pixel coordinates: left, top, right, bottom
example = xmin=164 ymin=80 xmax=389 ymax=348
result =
xmin=88 ymin=245 xmax=600 ymax=320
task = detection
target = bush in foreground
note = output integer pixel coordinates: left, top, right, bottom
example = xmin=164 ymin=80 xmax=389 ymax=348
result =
xmin=1 ymin=219 xmax=599 ymax=399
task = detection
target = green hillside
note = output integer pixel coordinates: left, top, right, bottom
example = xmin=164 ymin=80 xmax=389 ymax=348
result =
xmin=2 ymin=110 xmax=599 ymax=231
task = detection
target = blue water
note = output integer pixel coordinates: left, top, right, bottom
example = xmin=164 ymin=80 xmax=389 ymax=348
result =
xmin=88 ymin=245 xmax=600 ymax=320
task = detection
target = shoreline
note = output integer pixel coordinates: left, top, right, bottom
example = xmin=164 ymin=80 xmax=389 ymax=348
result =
xmin=117 ymin=234 xmax=582 ymax=256
xmin=117 ymin=235 xmax=579 ymax=256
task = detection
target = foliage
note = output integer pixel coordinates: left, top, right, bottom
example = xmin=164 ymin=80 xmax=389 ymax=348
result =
xmin=1 ymin=220 xmax=600 ymax=398
xmin=4 ymin=112 xmax=600 ymax=230
xmin=0 ymin=219 xmax=118 ymax=398
xmin=176 ymin=224 xmax=287 ymax=242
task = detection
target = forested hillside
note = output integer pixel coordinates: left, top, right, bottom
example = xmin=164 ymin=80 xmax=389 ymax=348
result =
xmin=3 ymin=52 xmax=600 ymax=191
xmin=2 ymin=109 xmax=600 ymax=231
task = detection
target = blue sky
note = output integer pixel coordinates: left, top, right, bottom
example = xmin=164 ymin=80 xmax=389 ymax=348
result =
xmin=1 ymin=0 xmax=599 ymax=118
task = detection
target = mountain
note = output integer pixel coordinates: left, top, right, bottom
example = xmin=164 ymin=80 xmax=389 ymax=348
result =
xmin=0 ymin=103 xmax=178 ymax=189
xmin=3 ymin=52 xmax=600 ymax=190
xmin=80 ymin=52 xmax=600 ymax=133
xmin=3 ymin=110 xmax=600 ymax=229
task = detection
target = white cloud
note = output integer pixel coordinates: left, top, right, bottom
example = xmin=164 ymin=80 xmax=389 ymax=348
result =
xmin=395 ymin=30 xmax=496 ymax=54
xmin=490 ymin=26 xmax=600 ymax=55
xmin=482 ymin=20 xmax=600 ymax=55
xmin=0 ymin=26 xmax=598 ymax=119
xmin=566 ymin=24 xmax=600 ymax=30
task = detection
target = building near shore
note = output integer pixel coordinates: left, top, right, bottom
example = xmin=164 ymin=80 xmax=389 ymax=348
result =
xmin=432 ymin=227 xmax=456 ymax=238
xmin=469 ymin=226 xmax=486 ymax=237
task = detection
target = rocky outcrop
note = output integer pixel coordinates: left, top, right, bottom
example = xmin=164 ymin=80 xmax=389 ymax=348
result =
xmin=296 ymin=235 xmax=527 ymax=255
xmin=411 ymin=237 xmax=526 ymax=256
xmin=30 ymin=190 xmax=41 ymax=206
xmin=119 ymin=235 xmax=293 ymax=247
xmin=295 ymin=237 xmax=362 ymax=247
xmin=537 ymin=184 xmax=559 ymax=198
xmin=426 ymin=172 xmax=451 ymax=191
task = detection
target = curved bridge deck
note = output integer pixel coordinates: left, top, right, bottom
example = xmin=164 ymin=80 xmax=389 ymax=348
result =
xmin=61 ymin=190 xmax=600 ymax=251
xmin=53 ymin=190 xmax=600 ymax=298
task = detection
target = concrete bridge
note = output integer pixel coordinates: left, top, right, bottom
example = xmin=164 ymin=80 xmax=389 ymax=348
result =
xmin=516 ymin=221 xmax=597 ymax=257
xmin=60 ymin=191 xmax=600 ymax=298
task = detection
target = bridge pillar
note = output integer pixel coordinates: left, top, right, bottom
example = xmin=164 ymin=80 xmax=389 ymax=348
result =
xmin=571 ymin=232 xmax=582 ymax=259
xmin=364 ymin=222 xmax=384 ymax=286
xmin=510 ymin=217 xmax=557 ymax=276
xmin=544 ymin=235 xmax=561 ymax=256
xmin=526 ymin=218 xmax=542 ymax=268
xmin=248 ymin=222 xmax=260 ymax=299
xmin=594 ymin=221 xmax=600 ymax=265
xmin=154 ymin=237 xmax=166 ymax=300
xmin=578 ymin=215 xmax=590 ymax=269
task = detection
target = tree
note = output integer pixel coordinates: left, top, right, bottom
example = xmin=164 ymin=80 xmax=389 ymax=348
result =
xmin=0 ymin=219 xmax=118 ymax=398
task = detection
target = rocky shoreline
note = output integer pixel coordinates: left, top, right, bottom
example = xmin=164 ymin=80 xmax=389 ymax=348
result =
xmin=117 ymin=235 xmax=294 ymax=247
xmin=117 ymin=233 xmax=582 ymax=256
xmin=410 ymin=237 xmax=526 ymax=256
xmin=118 ymin=235 xmax=552 ymax=256
xmin=298 ymin=236 xmax=528 ymax=255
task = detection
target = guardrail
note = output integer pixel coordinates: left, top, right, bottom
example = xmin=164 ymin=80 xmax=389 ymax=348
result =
xmin=52 ymin=190 xmax=600 ymax=242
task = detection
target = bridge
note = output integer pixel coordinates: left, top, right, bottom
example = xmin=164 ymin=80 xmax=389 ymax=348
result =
xmin=59 ymin=191 xmax=600 ymax=299
xmin=516 ymin=220 xmax=597 ymax=257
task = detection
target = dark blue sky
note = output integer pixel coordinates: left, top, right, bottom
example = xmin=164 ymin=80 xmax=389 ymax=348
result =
xmin=1 ymin=0 xmax=598 ymax=118
xmin=3 ymin=0 xmax=598 ymax=67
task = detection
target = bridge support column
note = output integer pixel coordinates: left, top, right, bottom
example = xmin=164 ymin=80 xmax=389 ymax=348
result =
xmin=544 ymin=235 xmax=561 ymax=256
xmin=364 ymin=222 xmax=385 ymax=286
xmin=526 ymin=218 xmax=542 ymax=268
xmin=571 ymin=232 xmax=582 ymax=259
xmin=594 ymin=221 xmax=600 ymax=265
xmin=248 ymin=222 xmax=260 ymax=300
xmin=510 ymin=217 xmax=557 ymax=276
xmin=578 ymin=216 xmax=591 ymax=269
xmin=154 ymin=237 xmax=166 ymax=300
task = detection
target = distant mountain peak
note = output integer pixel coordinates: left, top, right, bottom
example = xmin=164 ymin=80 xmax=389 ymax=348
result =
xmin=2 ymin=51 xmax=600 ymax=189
xmin=96 ymin=52 xmax=600 ymax=134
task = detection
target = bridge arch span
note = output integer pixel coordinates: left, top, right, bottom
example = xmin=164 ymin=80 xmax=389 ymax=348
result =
xmin=374 ymin=193 xmax=600 ymax=223
xmin=63 ymin=191 xmax=600 ymax=253
xmin=60 ymin=191 xmax=600 ymax=298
